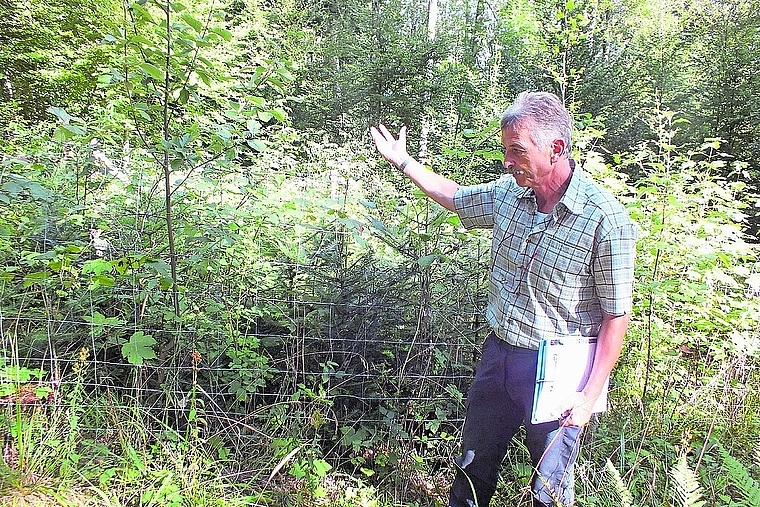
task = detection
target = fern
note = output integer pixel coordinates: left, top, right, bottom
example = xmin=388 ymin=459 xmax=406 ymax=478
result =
xmin=719 ymin=446 xmax=760 ymax=507
xmin=604 ymin=458 xmax=633 ymax=507
xmin=671 ymin=455 xmax=706 ymax=507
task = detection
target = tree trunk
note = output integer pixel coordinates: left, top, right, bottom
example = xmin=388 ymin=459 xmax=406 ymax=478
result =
xmin=417 ymin=0 xmax=438 ymax=162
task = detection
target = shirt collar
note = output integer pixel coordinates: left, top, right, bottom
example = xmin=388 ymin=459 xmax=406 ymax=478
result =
xmin=557 ymin=159 xmax=585 ymax=215
xmin=516 ymin=159 xmax=586 ymax=215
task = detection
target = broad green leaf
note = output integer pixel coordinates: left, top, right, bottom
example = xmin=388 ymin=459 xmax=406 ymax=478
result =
xmin=129 ymin=35 xmax=155 ymax=47
xmin=211 ymin=27 xmax=232 ymax=41
xmin=311 ymin=459 xmax=332 ymax=477
xmin=139 ymin=63 xmax=164 ymax=81
xmin=275 ymin=67 xmax=294 ymax=81
xmin=26 ymin=182 xmax=51 ymax=200
xmin=446 ymin=215 xmax=461 ymax=227
xmin=370 ymin=217 xmax=387 ymax=233
xmin=3 ymin=366 xmax=40 ymax=382
xmin=2 ymin=181 xmax=24 ymax=196
xmin=0 ymin=266 xmax=16 ymax=282
xmin=196 ymin=69 xmax=211 ymax=86
xmin=53 ymin=125 xmax=76 ymax=142
xmin=270 ymin=108 xmax=287 ymax=122
xmin=418 ymin=254 xmax=441 ymax=268
xmin=145 ymin=260 xmax=172 ymax=279
xmin=82 ymin=259 xmax=113 ymax=275
xmin=181 ymin=13 xmax=202 ymax=32
xmin=91 ymin=274 xmax=116 ymax=287
xmin=23 ymin=271 xmax=49 ymax=288
xmin=247 ymin=119 xmax=261 ymax=134
xmin=46 ymin=106 xmax=71 ymax=123
xmin=352 ymin=229 xmax=367 ymax=247
xmin=130 ymin=2 xmax=154 ymax=22
xmin=122 ymin=331 xmax=157 ymax=366
xmin=247 ymin=139 xmax=266 ymax=151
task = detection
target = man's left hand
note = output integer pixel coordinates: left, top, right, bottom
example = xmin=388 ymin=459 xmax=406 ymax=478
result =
xmin=556 ymin=392 xmax=593 ymax=427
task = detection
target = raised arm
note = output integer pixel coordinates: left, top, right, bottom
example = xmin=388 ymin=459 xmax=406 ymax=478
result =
xmin=370 ymin=124 xmax=461 ymax=212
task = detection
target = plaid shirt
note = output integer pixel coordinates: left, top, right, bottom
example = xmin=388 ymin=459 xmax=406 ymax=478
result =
xmin=454 ymin=162 xmax=637 ymax=350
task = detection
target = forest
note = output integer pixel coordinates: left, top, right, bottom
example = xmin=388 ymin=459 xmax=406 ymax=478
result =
xmin=0 ymin=0 xmax=758 ymax=505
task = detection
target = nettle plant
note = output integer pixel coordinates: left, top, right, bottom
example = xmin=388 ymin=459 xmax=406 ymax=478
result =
xmin=625 ymin=112 xmax=759 ymax=383
xmin=603 ymin=111 xmax=760 ymax=504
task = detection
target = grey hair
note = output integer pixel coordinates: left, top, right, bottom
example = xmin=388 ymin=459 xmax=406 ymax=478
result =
xmin=500 ymin=91 xmax=572 ymax=156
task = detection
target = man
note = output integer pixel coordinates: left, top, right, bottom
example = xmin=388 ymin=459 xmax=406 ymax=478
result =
xmin=370 ymin=91 xmax=636 ymax=506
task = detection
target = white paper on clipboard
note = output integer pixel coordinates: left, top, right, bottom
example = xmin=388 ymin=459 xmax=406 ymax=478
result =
xmin=531 ymin=337 xmax=608 ymax=424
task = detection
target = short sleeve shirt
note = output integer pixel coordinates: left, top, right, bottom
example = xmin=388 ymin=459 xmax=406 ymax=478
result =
xmin=453 ymin=162 xmax=637 ymax=350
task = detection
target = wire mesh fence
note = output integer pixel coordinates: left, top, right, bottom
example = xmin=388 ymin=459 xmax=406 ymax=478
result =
xmin=0 ymin=207 xmax=491 ymax=468
xmin=2 ymin=143 xmax=759 ymax=502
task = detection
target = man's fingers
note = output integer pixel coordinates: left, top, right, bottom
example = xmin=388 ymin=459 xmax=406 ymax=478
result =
xmin=377 ymin=123 xmax=394 ymax=143
xmin=370 ymin=126 xmax=384 ymax=145
xmin=372 ymin=124 xmax=408 ymax=148
xmin=371 ymin=124 xmax=410 ymax=168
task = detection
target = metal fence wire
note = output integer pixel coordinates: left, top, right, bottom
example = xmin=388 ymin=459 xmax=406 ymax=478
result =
xmin=1 ymin=151 xmax=759 ymax=477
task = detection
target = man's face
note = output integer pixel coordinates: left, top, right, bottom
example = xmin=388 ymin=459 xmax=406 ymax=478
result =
xmin=500 ymin=122 xmax=553 ymax=188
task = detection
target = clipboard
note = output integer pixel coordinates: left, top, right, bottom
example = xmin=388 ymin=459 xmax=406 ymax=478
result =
xmin=531 ymin=337 xmax=608 ymax=424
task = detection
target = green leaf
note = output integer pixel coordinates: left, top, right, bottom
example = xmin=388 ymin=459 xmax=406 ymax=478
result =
xmin=2 ymin=181 xmax=24 ymax=196
xmin=270 ymin=108 xmax=288 ymax=122
xmin=2 ymin=365 xmax=44 ymax=382
xmin=139 ymin=63 xmax=165 ymax=81
xmin=181 ymin=13 xmax=202 ymax=32
xmin=446 ymin=215 xmax=461 ymax=227
xmin=91 ymin=274 xmax=116 ymax=287
xmin=0 ymin=266 xmax=16 ymax=282
xmin=53 ymin=125 xmax=85 ymax=142
xmin=121 ymin=331 xmax=157 ymax=366
xmin=46 ymin=106 xmax=71 ymax=123
xmin=211 ymin=27 xmax=232 ymax=41
xmin=129 ymin=35 xmax=155 ymax=47
xmin=246 ymin=119 xmax=261 ymax=134
xmin=82 ymin=259 xmax=113 ymax=275
xmin=84 ymin=311 xmax=124 ymax=328
xmin=369 ymin=217 xmax=387 ymax=233
xmin=23 ymin=271 xmax=50 ymax=288
xmin=312 ymin=459 xmax=332 ymax=477
xmin=130 ymin=2 xmax=154 ymax=22
xmin=25 ymin=182 xmax=51 ymax=200
xmin=418 ymin=254 xmax=441 ymax=268
xmin=247 ymin=139 xmax=266 ymax=152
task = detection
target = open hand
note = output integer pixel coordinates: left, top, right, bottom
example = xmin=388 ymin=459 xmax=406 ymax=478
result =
xmin=370 ymin=124 xmax=410 ymax=168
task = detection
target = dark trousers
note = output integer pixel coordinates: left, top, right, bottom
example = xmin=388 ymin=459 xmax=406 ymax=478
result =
xmin=449 ymin=333 xmax=582 ymax=507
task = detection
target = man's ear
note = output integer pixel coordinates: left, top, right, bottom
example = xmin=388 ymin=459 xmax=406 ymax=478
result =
xmin=550 ymin=139 xmax=565 ymax=163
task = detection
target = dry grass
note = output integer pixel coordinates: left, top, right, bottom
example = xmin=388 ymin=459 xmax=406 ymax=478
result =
xmin=0 ymin=488 xmax=99 ymax=507
xmin=0 ymin=473 xmax=106 ymax=507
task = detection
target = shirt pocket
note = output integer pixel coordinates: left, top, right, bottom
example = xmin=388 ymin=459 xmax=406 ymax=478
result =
xmin=537 ymin=227 xmax=594 ymax=291
xmin=491 ymin=216 xmax=530 ymax=292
